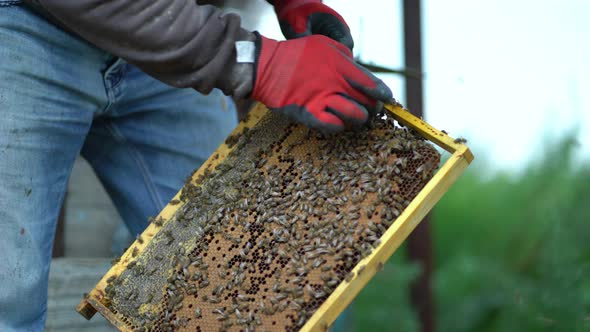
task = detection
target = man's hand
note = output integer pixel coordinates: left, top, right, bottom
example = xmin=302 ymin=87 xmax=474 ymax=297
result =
xmin=251 ymin=33 xmax=392 ymax=134
xmin=268 ymin=0 xmax=354 ymax=51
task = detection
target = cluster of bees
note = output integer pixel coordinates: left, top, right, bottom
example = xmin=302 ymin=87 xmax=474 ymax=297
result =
xmin=102 ymin=112 xmax=440 ymax=332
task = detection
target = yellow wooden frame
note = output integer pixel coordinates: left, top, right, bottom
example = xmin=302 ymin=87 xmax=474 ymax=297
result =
xmin=76 ymin=103 xmax=473 ymax=331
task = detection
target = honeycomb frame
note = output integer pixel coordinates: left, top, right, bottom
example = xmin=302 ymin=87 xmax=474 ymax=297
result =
xmin=76 ymin=103 xmax=473 ymax=331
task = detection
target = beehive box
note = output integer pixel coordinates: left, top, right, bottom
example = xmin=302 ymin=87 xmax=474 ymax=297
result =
xmin=77 ymin=103 xmax=473 ymax=332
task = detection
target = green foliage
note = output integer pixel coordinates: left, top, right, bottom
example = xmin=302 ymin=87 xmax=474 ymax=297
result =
xmin=353 ymin=137 xmax=590 ymax=331
xmin=352 ymin=252 xmax=421 ymax=332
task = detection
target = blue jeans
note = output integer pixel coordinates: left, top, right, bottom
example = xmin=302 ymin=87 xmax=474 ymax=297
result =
xmin=0 ymin=4 xmax=237 ymax=331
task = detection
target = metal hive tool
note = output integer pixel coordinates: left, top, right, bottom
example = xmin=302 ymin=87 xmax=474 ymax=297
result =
xmin=77 ymin=103 xmax=473 ymax=332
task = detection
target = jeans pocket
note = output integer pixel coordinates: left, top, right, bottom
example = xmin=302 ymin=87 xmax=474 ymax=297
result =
xmin=0 ymin=1 xmax=22 ymax=7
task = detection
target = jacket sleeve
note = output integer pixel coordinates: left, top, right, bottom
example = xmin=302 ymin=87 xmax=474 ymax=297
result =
xmin=23 ymin=0 xmax=256 ymax=98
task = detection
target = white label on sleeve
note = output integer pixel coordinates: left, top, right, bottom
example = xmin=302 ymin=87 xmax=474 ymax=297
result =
xmin=236 ymin=41 xmax=256 ymax=63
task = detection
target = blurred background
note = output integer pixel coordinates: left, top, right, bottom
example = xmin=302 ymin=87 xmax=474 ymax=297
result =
xmin=47 ymin=0 xmax=590 ymax=331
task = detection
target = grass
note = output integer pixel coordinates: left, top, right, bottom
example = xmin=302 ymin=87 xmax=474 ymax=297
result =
xmin=352 ymin=137 xmax=590 ymax=331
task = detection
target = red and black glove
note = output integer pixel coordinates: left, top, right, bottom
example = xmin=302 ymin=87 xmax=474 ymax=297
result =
xmin=267 ymin=0 xmax=354 ymax=51
xmin=251 ymin=33 xmax=392 ymax=134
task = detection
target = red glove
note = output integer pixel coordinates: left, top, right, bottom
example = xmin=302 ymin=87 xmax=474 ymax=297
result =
xmin=251 ymin=33 xmax=393 ymax=134
xmin=268 ymin=0 xmax=354 ymax=51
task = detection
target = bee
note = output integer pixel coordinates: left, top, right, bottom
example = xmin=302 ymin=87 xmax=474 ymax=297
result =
xmin=238 ymin=249 xmax=248 ymax=259
xmin=312 ymin=258 xmax=326 ymax=269
xmin=345 ymin=271 xmax=355 ymax=282
xmin=213 ymin=308 xmax=228 ymax=320
xmin=193 ymin=308 xmax=202 ymax=318
xmin=326 ymin=279 xmax=339 ymax=287
xmin=320 ymin=274 xmax=332 ymax=281
xmin=296 ymin=314 xmax=307 ymax=327
xmin=132 ymin=247 xmax=139 ymax=257
xmin=377 ymin=262 xmax=385 ymax=272
xmin=110 ymin=256 xmax=120 ymax=265
xmin=357 ymin=265 xmax=366 ymax=275
xmin=163 ymin=230 xmax=174 ymax=245
xmin=128 ymin=290 xmax=138 ymax=301
xmin=170 ymin=199 xmax=181 ymax=205
xmin=314 ymin=289 xmax=327 ymax=299
xmin=213 ymin=285 xmax=224 ymax=296
xmin=365 ymin=205 xmax=376 ymax=219
xmin=218 ymin=269 xmax=226 ymax=280
xmin=306 ymin=251 xmax=319 ymax=260
xmin=272 ymin=282 xmax=280 ymax=293
xmin=321 ymin=264 xmax=333 ymax=272
xmin=416 ymin=164 xmax=425 ymax=174
xmin=454 ymin=137 xmax=468 ymax=144
xmin=233 ymin=307 xmax=244 ymax=319
xmin=187 ymin=287 xmax=198 ymax=295
xmin=364 ymin=228 xmax=376 ymax=237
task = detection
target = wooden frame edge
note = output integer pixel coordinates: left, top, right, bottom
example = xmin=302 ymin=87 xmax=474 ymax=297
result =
xmin=77 ymin=103 xmax=473 ymax=332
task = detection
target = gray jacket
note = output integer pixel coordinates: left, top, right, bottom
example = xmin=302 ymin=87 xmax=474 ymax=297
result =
xmin=23 ymin=0 xmax=257 ymax=99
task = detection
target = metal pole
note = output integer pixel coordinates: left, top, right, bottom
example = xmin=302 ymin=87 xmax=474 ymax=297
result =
xmin=403 ymin=1 xmax=435 ymax=332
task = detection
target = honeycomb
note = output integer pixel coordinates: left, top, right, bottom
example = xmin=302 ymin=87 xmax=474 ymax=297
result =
xmin=102 ymin=111 xmax=440 ymax=332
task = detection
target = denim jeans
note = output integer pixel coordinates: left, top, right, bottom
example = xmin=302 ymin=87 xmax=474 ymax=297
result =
xmin=0 ymin=4 xmax=237 ymax=331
